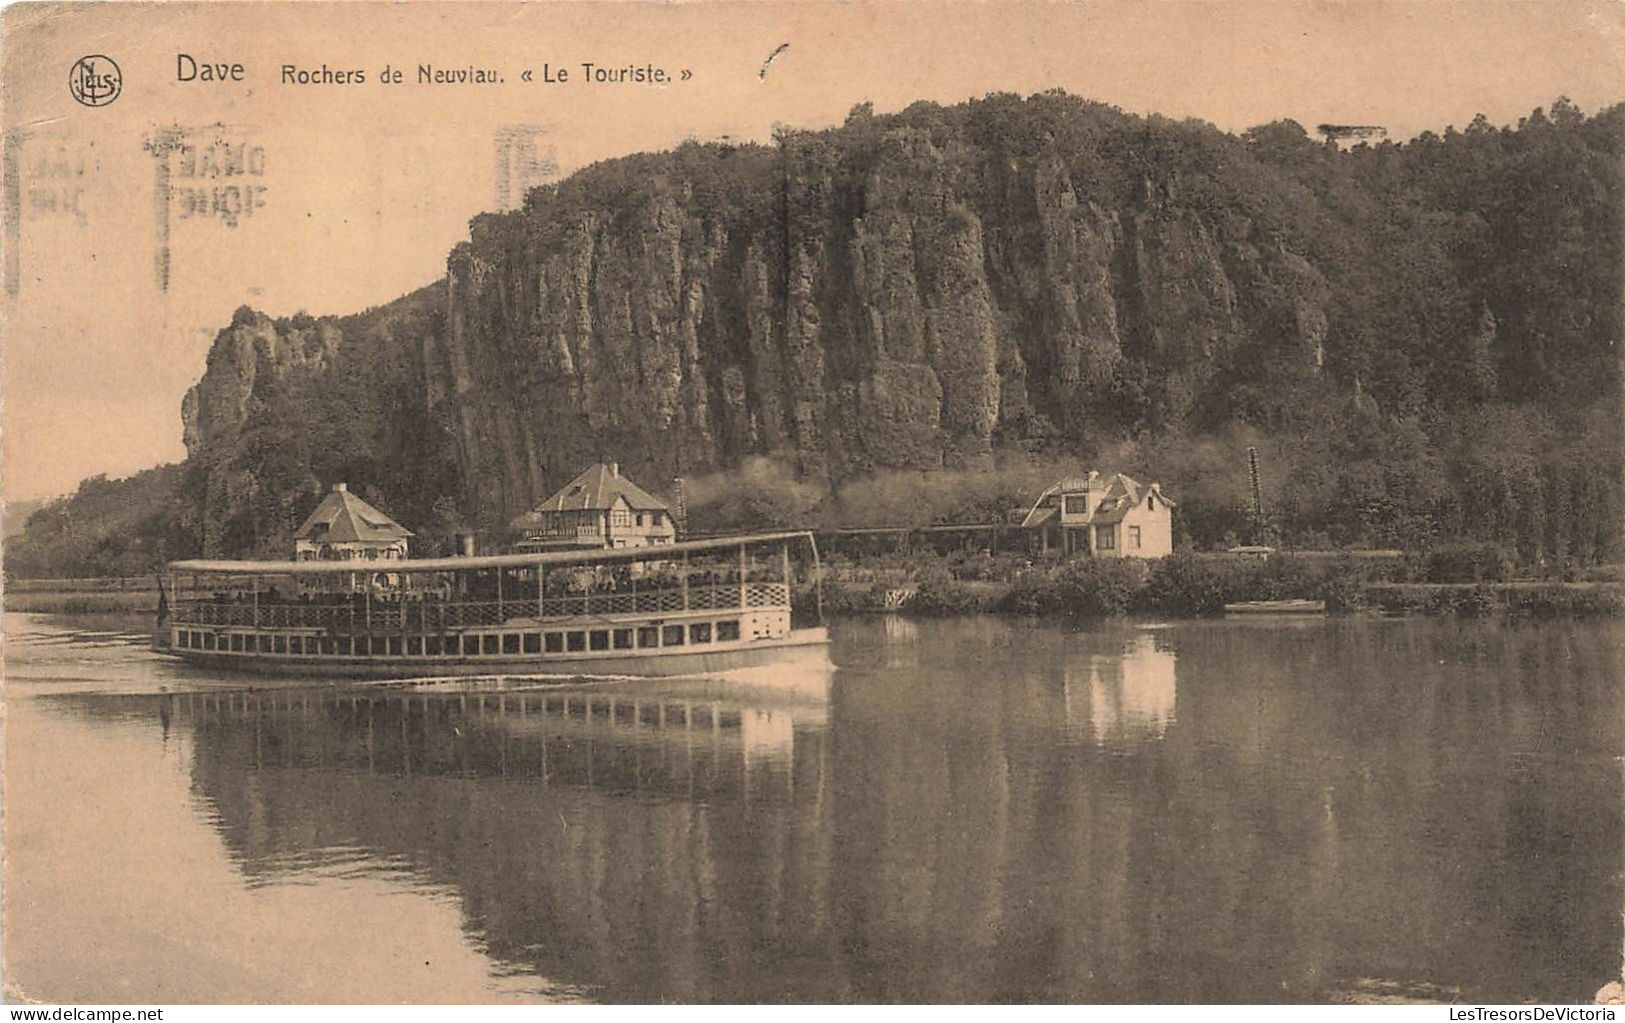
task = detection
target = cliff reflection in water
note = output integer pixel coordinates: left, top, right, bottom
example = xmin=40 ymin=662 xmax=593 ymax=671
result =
xmin=38 ymin=616 xmax=1625 ymax=1003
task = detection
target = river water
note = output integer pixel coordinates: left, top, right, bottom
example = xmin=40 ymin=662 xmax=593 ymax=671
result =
xmin=3 ymin=611 xmax=1621 ymax=1004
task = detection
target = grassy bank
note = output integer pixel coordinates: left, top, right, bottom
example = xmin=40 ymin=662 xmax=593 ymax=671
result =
xmin=821 ymin=549 xmax=1625 ymax=620
xmin=4 ymin=589 xmax=158 ymax=614
xmin=4 ymin=576 xmax=161 ymax=614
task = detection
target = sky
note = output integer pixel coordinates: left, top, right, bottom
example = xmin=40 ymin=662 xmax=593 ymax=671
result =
xmin=3 ymin=0 xmax=1623 ymax=502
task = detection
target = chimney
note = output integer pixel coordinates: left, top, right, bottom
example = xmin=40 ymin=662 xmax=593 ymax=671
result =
xmin=607 ymin=461 xmax=619 ymax=477
xmin=335 ymin=482 xmax=348 ymax=492
xmin=458 ymin=532 xmax=476 ymax=557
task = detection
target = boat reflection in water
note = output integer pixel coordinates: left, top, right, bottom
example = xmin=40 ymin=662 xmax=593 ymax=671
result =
xmin=162 ymin=662 xmax=832 ymax=799
xmin=49 ymin=662 xmax=835 ymax=1001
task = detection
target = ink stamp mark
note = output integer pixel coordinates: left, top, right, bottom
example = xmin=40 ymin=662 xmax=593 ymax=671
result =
xmin=68 ymin=55 xmax=122 ymax=107
xmin=143 ymin=124 xmax=269 ymax=292
xmin=3 ymin=129 xmax=105 ymax=297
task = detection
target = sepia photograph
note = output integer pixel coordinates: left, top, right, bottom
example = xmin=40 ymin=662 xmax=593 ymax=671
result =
xmin=3 ymin=0 xmax=1624 ymax=1007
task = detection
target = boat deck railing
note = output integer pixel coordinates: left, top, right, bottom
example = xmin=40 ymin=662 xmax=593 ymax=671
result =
xmin=170 ymin=581 xmax=790 ymax=632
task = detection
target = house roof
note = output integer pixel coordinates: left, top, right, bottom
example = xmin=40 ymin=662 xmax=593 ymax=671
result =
xmin=1086 ymin=474 xmax=1141 ymax=523
xmin=511 ymin=462 xmax=669 ymax=529
xmin=1020 ymin=474 xmax=1098 ymax=527
xmin=294 ymin=484 xmax=414 ymax=543
xmin=1020 ymin=472 xmax=1176 ymax=528
xmin=1021 ymin=506 xmax=1057 ymax=529
xmin=1092 ymin=475 xmax=1177 ymax=524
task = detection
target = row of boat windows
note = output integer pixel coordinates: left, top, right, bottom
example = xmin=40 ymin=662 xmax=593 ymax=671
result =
xmin=177 ymin=619 xmax=744 ymax=656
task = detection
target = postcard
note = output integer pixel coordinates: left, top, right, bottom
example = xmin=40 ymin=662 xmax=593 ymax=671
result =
xmin=4 ymin=0 xmax=1624 ymax=1007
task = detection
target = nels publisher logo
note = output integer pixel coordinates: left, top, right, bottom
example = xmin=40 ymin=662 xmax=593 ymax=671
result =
xmin=68 ymin=55 xmax=122 ymax=107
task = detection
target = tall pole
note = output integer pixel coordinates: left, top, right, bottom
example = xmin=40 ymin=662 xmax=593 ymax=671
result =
xmin=673 ymin=477 xmax=687 ymax=539
xmin=809 ymin=534 xmax=824 ymax=626
xmin=1247 ymin=445 xmax=1265 ymax=541
xmin=781 ymin=541 xmax=792 ymax=619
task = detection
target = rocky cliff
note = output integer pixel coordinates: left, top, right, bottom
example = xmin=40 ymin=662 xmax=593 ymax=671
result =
xmin=177 ymin=93 xmax=1623 ymax=559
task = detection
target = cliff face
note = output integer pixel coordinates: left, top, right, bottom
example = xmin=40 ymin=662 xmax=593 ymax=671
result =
xmin=177 ymin=93 xmax=1622 ymax=557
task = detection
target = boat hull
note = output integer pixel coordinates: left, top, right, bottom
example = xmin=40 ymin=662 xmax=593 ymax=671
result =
xmin=154 ymin=627 xmax=831 ymax=679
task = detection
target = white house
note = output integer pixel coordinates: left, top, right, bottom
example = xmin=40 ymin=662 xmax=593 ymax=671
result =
xmin=510 ymin=462 xmax=676 ymax=551
xmin=1021 ymin=471 xmax=1175 ymax=557
xmin=293 ymin=483 xmax=413 ymax=562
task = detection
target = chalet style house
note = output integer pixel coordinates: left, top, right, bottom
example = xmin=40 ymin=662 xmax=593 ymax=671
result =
xmin=1021 ymin=472 xmax=1175 ymax=557
xmin=511 ymin=462 xmax=676 ymax=551
xmin=293 ymin=483 xmax=414 ymax=561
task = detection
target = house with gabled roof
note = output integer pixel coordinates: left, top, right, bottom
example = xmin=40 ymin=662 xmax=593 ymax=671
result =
xmin=510 ymin=462 xmax=676 ymax=551
xmin=294 ymin=483 xmax=414 ymax=562
xmin=1021 ymin=471 xmax=1175 ymax=557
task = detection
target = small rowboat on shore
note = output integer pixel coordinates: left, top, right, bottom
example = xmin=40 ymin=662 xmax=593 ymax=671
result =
xmin=1222 ymin=599 xmax=1327 ymax=615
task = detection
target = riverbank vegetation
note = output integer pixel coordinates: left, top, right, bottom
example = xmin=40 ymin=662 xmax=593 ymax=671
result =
xmin=821 ymin=547 xmax=1625 ymax=619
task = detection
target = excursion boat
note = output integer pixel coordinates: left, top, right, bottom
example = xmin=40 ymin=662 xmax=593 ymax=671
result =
xmin=153 ymin=531 xmax=829 ymax=678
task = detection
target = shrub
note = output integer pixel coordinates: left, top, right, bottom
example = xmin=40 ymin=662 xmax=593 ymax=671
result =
xmin=945 ymin=550 xmax=1032 ymax=583
xmin=822 ymin=581 xmax=882 ymax=614
xmin=1316 ymin=559 xmax=1367 ymax=612
xmin=1249 ymin=556 xmax=1323 ymax=600
xmin=1504 ymin=584 xmax=1625 ymax=617
xmin=1049 ymin=558 xmax=1147 ymax=618
xmin=995 ymin=559 xmax=1144 ymax=618
xmin=1416 ymin=542 xmax=1514 ymax=583
xmin=1581 ymin=564 xmax=1625 ymax=583
xmin=998 ymin=568 xmax=1055 ymax=616
xmin=911 ymin=576 xmax=988 ymax=615
xmin=1140 ymin=553 xmax=1242 ymax=616
xmin=1459 ymin=583 xmax=1499 ymax=617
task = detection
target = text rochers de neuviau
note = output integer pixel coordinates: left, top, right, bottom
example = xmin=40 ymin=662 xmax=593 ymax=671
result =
xmin=176 ymin=55 xmax=682 ymax=86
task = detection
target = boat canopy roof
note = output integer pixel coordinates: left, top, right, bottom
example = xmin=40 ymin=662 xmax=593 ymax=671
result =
xmin=167 ymin=531 xmax=815 ymax=576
